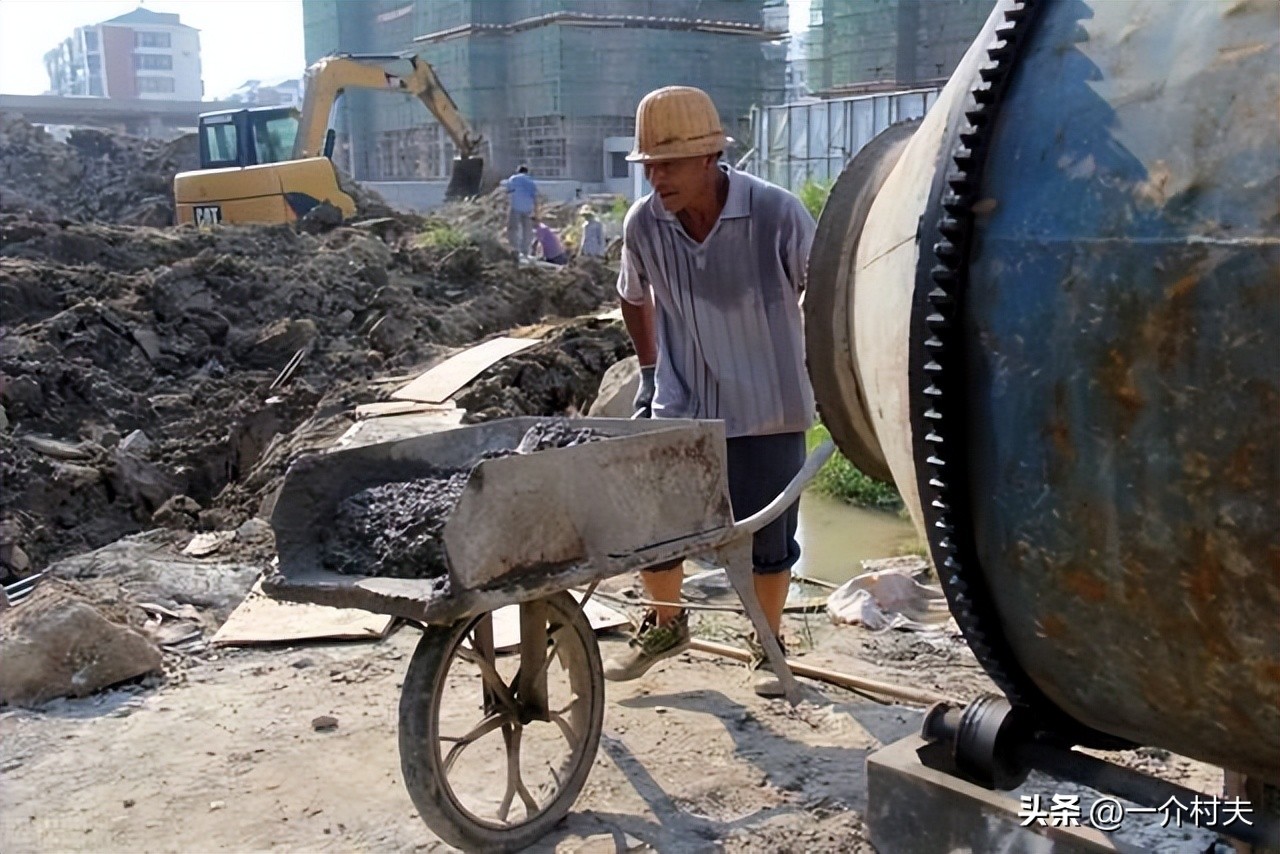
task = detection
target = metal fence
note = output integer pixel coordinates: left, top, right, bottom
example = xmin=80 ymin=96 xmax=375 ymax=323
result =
xmin=747 ymin=87 xmax=940 ymax=191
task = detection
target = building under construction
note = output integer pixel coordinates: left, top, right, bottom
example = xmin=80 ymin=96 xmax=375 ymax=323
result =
xmin=302 ymin=1 xmax=786 ymax=187
xmin=806 ymin=0 xmax=994 ymax=96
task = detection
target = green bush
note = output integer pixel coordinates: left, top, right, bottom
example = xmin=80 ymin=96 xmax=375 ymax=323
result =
xmin=604 ymin=195 xmax=630 ymax=223
xmin=797 ymin=178 xmax=835 ymax=221
xmin=416 ymin=220 xmax=469 ymax=251
xmin=805 ymin=423 xmax=902 ymax=509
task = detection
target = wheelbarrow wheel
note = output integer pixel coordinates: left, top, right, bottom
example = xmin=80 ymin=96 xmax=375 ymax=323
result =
xmin=399 ymin=592 xmax=605 ymax=852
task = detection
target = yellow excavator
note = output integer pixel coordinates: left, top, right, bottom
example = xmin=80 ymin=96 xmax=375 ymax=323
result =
xmin=173 ymin=53 xmax=485 ymax=226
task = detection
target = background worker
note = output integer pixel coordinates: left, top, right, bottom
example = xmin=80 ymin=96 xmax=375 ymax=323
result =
xmin=579 ymin=205 xmax=606 ymax=258
xmin=532 ymin=221 xmax=569 ymax=265
xmin=602 ymin=86 xmax=816 ymax=697
xmin=504 ymin=164 xmax=537 ymax=257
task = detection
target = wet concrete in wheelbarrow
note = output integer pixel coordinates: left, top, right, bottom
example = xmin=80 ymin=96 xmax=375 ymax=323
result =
xmin=322 ymin=421 xmax=606 ymax=578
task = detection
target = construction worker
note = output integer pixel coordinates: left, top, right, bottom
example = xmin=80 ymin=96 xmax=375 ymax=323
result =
xmin=579 ymin=205 xmax=606 ymax=258
xmin=602 ymin=86 xmax=816 ymax=697
xmin=532 ymin=221 xmax=569 ymax=265
xmin=504 ymin=164 xmax=537 ymax=257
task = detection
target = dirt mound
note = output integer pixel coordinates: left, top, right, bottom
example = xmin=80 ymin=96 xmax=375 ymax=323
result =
xmin=458 ymin=318 xmax=632 ymax=421
xmin=0 ymin=115 xmax=199 ymax=226
xmin=0 ymin=212 xmax=623 ymax=574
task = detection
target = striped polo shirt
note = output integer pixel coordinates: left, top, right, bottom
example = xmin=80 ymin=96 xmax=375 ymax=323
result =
xmin=617 ymin=165 xmax=816 ymax=438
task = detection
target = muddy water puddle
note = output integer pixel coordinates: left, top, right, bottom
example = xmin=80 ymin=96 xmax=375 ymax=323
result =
xmin=793 ymin=492 xmax=920 ymax=585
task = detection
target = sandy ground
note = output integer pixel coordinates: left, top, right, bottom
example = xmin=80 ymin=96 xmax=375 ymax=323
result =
xmin=0 ymin=606 xmax=977 ymax=854
xmin=0 ymin=607 xmax=1223 ymax=854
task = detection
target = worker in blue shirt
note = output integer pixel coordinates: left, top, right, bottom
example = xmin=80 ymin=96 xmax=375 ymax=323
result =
xmin=504 ymin=165 xmax=538 ymax=257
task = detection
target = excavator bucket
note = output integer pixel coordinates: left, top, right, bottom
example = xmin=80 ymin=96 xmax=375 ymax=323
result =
xmin=445 ymin=156 xmax=484 ymax=199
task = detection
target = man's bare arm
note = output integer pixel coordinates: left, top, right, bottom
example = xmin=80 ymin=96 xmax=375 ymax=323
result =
xmin=620 ymin=296 xmax=658 ymax=366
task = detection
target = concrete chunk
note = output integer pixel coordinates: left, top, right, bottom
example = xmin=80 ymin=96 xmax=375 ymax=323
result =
xmin=0 ymin=580 xmax=162 ymax=706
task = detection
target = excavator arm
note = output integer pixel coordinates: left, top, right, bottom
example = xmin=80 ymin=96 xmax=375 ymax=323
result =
xmin=295 ymin=53 xmax=486 ymax=197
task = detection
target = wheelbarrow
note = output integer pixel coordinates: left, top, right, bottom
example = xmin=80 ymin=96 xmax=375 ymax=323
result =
xmin=265 ymin=416 xmax=834 ymax=852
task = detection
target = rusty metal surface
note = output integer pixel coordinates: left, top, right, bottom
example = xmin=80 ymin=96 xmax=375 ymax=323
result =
xmin=961 ymin=0 xmax=1280 ymax=780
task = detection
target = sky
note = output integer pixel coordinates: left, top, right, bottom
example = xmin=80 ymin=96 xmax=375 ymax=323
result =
xmin=0 ymin=0 xmax=306 ymax=99
xmin=789 ymin=0 xmax=810 ymax=32
xmin=0 ymin=0 xmax=807 ymax=100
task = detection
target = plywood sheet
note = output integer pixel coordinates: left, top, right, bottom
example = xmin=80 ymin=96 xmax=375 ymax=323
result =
xmin=467 ymin=590 xmax=630 ymax=653
xmin=354 ymin=400 xmax=458 ymax=419
xmin=391 ymin=337 xmax=540 ymax=404
xmin=333 ymin=408 xmax=467 ymax=450
xmin=213 ymin=579 xmax=395 ymax=646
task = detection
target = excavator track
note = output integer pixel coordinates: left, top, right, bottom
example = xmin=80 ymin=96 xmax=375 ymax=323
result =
xmin=910 ymin=0 xmax=1123 ymax=746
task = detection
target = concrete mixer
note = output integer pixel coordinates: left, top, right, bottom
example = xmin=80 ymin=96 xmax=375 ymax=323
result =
xmin=805 ymin=0 xmax=1279 ymax=849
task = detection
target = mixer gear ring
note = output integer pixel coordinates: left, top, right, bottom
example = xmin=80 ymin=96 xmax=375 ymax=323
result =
xmin=910 ymin=0 xmax=1125 ymax=747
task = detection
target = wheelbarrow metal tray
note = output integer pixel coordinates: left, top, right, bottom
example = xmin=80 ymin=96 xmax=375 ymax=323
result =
xmin=264 ymin=417 xmax=732 ymax=623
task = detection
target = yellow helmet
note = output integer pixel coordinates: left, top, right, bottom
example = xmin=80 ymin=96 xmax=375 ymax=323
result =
xmin=627 ymin=86 xmax=731 ymax=163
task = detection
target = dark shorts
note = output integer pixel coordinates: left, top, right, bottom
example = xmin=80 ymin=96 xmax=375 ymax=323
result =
xmin=640 ymin=431 xmax=805 ymax=575
xmin=727 ymin=432 xmax=806 ymax=574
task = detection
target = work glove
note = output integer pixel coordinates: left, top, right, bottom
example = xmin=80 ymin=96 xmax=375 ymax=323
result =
xmin=632 ymin=365 xmax=656 ymax=419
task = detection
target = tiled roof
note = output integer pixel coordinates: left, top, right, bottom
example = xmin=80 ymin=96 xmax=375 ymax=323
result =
xmin=101 ymin=7 xmax=194 ymax=29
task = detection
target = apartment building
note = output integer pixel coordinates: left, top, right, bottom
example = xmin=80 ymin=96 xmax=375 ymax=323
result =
xmin=44 ymin=7 xmax=203 ymax=101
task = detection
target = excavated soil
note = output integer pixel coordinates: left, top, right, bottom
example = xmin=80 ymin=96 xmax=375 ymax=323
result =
xmin=458 ymin=317 xmax=632 ymax=421
xmin=0 ymin=115 xmax=200 ymax=226
xmin=0 ymin=206 xmax=621 ymax=576
xmin=323 ymin=421 xmax=606 ymax=578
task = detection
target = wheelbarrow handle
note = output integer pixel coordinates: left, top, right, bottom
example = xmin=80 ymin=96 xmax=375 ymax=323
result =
xmin=731 ymin=439 xmax=835 ymax=537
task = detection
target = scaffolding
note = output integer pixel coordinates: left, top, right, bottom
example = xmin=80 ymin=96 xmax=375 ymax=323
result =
xmin=301 ymin=0 xmax=786 ymax=183
xmin=747 ymin=87 xmax=939 ymax=190
xmin=373 ymin=124 xmax=458 ymax=180
xmin=807 ymin=0 xmax=993 ymax=96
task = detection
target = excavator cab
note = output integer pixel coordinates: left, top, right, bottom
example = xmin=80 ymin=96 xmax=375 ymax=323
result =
xmin=175 ymin=106 xmax=356 ymax=226
xmin=197 ymin=107 xmax=303 ymax=169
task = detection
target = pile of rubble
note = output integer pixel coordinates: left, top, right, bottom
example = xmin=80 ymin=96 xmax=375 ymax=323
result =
xmin=0 ymin=213 xmax=620 ymax=574
xmin=0 ymin=115 xmax=200 ymax=226
xmin=0 ymin=117 xmax=635 ymax=705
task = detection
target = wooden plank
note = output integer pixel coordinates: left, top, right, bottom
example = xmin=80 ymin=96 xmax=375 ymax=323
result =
xmin=333 ymin=409 xmax=467 ymax=450
xmin=354 ymin=400 xmax=458 ymax=419
xmin=391 ymin=336 xmax=541 ymax=404
xmin=689 ymin=639 xmax=946 ymax=706
xmin=212 ymin=579 xmax=394 ymax=646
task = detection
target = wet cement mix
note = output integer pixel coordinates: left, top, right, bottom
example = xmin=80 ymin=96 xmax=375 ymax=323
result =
xmin=322 ymin=421 xmax=606 ymax=579
xmin=0 ymin=115 xmax=627 ymax=579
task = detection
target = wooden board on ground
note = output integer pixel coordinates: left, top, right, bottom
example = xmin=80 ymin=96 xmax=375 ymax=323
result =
xmin=212 ymin=579 xmax=395 ymax=646
xmin=391 ymin=337 xmax=540 ymax=404
xmin=333 ymin=408 xmax=467 ymax=450
xmin=354 ymin=400 xmax=459 ymax=419
xmin=465 ymin=590 xmax=630 ymax=653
